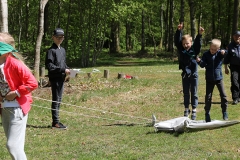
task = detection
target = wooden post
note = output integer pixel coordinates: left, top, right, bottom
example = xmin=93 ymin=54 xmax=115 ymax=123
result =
xmin=104 ymin=69 xmax=109 ymax=78
xmin=118 ymin=73 xmax=125 ymax=79
xmin=87 ymin=72 xmax=92 ymax=78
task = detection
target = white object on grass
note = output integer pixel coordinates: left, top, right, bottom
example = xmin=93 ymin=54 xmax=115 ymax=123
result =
xmin=69 ymin=69 xmax=82 ymax=78
xmin=92 ymin=68 xmax=100 ymax=72
xmin=154 ymin=116 xmax=240 ymax=132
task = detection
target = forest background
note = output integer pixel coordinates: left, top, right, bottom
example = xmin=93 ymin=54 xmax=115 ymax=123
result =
xmin=0 ymin=1 xmax=240 ymax=159
xmin=0 ymin=0 xmax=240 ymax=80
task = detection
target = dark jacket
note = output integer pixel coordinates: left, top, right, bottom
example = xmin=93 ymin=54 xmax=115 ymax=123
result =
xmin=199 ymin=50 xmax=225 ymax=81
xmin=223 ymin=42 xmax=240 ymax=66
xmin=174 ymin=29 xmax=202 ymax=76
xmin=45 ymin=43 xmax=69 ymax=81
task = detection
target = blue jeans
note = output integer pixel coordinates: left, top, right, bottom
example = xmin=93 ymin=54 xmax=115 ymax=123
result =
xmin=50 ymin=79 xmax=64 ymax=124
xmin=182 ymin=72 xmax=198 ymax=109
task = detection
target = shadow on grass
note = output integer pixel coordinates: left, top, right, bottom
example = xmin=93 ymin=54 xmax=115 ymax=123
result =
xmin=103 ymin=123 xmax=150 ymax=127
xmin=0 ymin=123 xmax=50 ymax=129
xmin=103 ymin=123 xmax=136 ymax=127
xmin=27 ymin=124 xmax=51 ymax=129
xmin=146 ymin=130 xmax=184 ymax=137
xmin=198 ymin=102 xmax=223 ymax=104
xmin=180 ymin=102 xmax=222 ymax=105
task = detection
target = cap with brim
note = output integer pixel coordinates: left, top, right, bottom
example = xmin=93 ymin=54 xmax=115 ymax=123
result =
xmin=0 ymin=42 xmax=17 ymax=56
xmin=53 ymin=28 xmax=64 ymax=36
xmin=234 ymin=31 xmax=240 ymax=36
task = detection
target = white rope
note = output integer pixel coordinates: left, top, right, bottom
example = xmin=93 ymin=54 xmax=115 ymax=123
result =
xmin=31 ymin=103 xmax=150 ymax=125
xmin=32 ymin=96 xmax=152 ymax=125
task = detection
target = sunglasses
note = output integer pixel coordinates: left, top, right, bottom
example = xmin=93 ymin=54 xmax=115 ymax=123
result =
xmin=54 ymin=36 xmax=64 ymax=39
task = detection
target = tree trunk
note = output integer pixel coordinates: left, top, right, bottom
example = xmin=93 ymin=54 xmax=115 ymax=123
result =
xmin=25 ymin=0 xmax=29 ymax=39
xmin=0 ymin=0 xmax=8 ymax=32
xmin=180 ymin=0 xmax=184 ymax=23
xmin=159 ymin=4 xmax=163 ymax=49
xmin=64 ymin=0 xmax=72 ymax=51
xmin=126 ymin=21 xmax=132 ymax=51
xmin=232 ymin=0 xmax=239 ymax=36
xmin=167 ymin=0 xmax=174 ymax=52
xmin=43 ymin=2 xmax=49 ymax=40
xmin=197 ymin=4 xmax=202 ymax=29
xmin=33 ymin=0 xmax=48 ymax=81
xmin=211 ymin=1 xmax=215 ymax=39
xmin=188 ymin=0 xmax=196 ymax=38
xmin=148 ymin=17 xmax=156 ymax=56
xmin=141 ymin=9 xmax=145 ymax=52
xmin=110 ymin=19 xmax=120 ymax=53
xmin=56 ymin=0 xmax=61 ymax=27
xmin=226 ymin=0 xmax=232 ymax=45
xmin=17 ymin=0 xmax=22 ymax=51
xmin=217 ymin=0 xmax=221 ymax=38
xmin=164 ymin=0 xmax=169 ymax=51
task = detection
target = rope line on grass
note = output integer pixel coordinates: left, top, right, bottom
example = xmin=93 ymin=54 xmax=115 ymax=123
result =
xmin=31 ymin=103 xmax=150 ymax=125
xmin=32 ymin=96 xmax=152 ymax=124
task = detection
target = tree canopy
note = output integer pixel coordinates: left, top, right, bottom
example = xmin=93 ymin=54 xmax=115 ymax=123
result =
xmin=3 ymin=0 xmax=239 ymax=70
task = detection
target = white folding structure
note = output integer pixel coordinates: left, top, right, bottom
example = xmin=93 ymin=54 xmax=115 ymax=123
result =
xmin=153 ymin=116 xmax=240 ymax=132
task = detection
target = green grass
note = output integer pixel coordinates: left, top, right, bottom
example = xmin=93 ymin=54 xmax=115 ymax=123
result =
xmin=1 ymin=58 xmax=240 ymax=160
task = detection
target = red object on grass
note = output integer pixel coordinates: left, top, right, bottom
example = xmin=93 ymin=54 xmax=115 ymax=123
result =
xmin=125 ymin=75 xmax=132 ymax=79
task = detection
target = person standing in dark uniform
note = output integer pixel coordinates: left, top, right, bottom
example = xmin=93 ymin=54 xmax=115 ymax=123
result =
xmin=45 ymin=28 xmax=70 ymax=129
xmin=197 ymin=39 xmax=228 ymax=122
xmin=224 ymin=31 xmax=240 ymax=105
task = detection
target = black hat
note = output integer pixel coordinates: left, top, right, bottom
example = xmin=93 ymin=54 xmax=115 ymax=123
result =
xmin=233 ymin=31 xmax=240 ymax=36
xmin=53 ymin=28 xmax=64 ymax=36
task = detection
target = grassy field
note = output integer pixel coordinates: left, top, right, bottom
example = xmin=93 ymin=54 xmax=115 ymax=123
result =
xmin=1 ymin=57 xmax=240 ymax=160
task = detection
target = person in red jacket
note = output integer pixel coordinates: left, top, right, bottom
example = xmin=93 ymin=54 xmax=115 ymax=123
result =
xmin=0 ymin=32 xmax=38 ymax=160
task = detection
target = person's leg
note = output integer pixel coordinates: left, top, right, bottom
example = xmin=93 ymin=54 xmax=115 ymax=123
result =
xmin=230 ymin=67 xmax=239 ymax=104
xmin=216 ymin=80 xmax=228 ymax=120
xmin=204 ymin=81 xmax=215 ymax=112
xmin=1 ymin=107 xmax=28 ymax=160
xmin=182 ymin=74 xmax=190 ymax=116
xmin=190 ymin=73 xmax=198 ymax=120
xmin=238 ymin=68 xmax=240 ymax=102
xmin=204 ymin=81 xmax=215 ymax=122
xmin=50 ymin=80 xmax=64 ymax=125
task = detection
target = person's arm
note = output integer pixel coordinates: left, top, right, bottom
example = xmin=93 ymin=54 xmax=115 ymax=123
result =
xmin=62 ymin=48 xmax=70 ymax=75
xmin=193 ymin=27 xmax=204 ymax=55
xmin=223 ymin=45 xmax=231 ymax=75
xmin=45 ymin=49 xmax=64 ymax=73
xmin=174 ymin=23 xmax=184 ymax=50
xmin=198 ymin=52 xmax=207 ymax=68
xmin=219 ymin=49 xmax=227 ymax=59
xmin=5 ymin=60 xmax=38 ymax=100
xmin=223 ymin=46 xmax=231 ymax=65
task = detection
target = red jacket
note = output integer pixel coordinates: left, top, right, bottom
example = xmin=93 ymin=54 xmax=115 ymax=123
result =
xmin=3 ymin=55 xmax=38 ymax=115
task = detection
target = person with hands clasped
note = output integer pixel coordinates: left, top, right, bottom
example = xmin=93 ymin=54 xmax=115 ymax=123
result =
xmin=196 ymin=39 xmax=228 ymax=122
xmin=45 ymin=28 xmax=70 ymax=129
xmin=174 ymin=22 xmax=204 ymax=120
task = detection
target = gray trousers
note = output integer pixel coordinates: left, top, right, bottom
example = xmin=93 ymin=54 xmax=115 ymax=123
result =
xmin=1 ymin=107 xmax=28 ymax=160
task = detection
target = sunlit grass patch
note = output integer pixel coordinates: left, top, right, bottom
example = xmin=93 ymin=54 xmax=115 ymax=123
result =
xmin=1 ymin=61 xmax=240 ymax=159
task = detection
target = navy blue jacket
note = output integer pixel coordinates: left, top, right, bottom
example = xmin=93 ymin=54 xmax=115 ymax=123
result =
xmin=174 ymin=29 xmax=202 ymax=76
xmin=223 ymin=42 xmax=240 ymax=66
xmin=199 ymin=50 xmax=225 ymax=81
xmin=45 ymin=43 xmax=69 ymax=80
